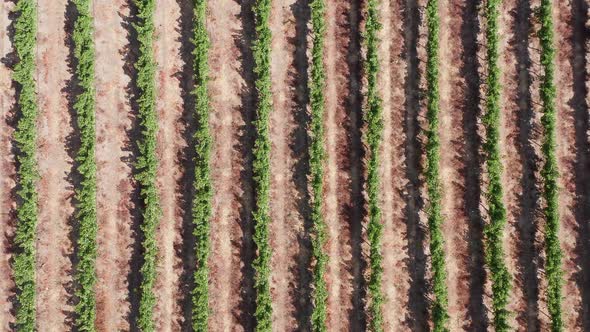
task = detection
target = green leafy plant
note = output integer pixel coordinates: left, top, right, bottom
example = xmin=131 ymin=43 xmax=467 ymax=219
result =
xmin=363 ymin=0 xmax=384 ymax=331
xmin=308 ymin=0 xmax=328 ymax=330
xmin=131 ymin=0 xmax=162 ymax=330
xmin=424 ymin=1 xmax=450 ymax=331
xmin=71 ymin=0 xmax=98 ymax=330
xmin=190 ymin=0 xmax=213 ymax=331
xmin=482 ymin=1 xmax=512 ymax=330
xmin=251 ymin=0 xmax=273 ymax=330
xmin=538 ymin=0 xmax=563 ymax=330
xmin=11 ymin=0 xmax=39 ymax=330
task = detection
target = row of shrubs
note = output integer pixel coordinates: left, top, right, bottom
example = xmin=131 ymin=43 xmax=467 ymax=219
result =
xmin=131 ymin=0 xmax=162 ymax=330
xmin=12 ymin=0 xmax=39 ymax=330
xmin=482 ymin=0 xmax=512 ymax=330
xmin=538 ymin=0 xmax=563 ymax=330
xmin=308 ymin=0 xmax=329 ymax=331
xmin=71 ymin=0 xmax=98 ymax=330
xmin=251 ymin=0 xmax=274 ymax=330
xmin=424 ymin=1 xmax=450 ymax=331
xmin=364 ymin=0 xmax=384 ymax=331
xmin=190 ymin=0 xmax=213 ymax=331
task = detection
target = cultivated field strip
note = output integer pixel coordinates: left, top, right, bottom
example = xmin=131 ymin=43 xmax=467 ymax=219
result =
xmin=0 ymin=0 xmax=589 ymax=331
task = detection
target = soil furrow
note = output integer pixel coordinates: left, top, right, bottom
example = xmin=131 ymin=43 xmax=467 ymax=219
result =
xmin=35 ymin=0 xmax=75 ymax=328
xmin=571 ymin=0 xmax=590 ymax=329
xmin=499 ymin=0 xmax=544 ymax=329
xmin=0 ymin=1 xmax=16 ymax=329
xmin=152 ymin=0 xmax=185 ymax=330
xmin=207 ymin=0 xmax=256 ymax=330
xmin=323 ymin=0 xmax=364 ymax=329
xmin=378 ymin=0 xmax=411 ymax=329
xmin=94 ymin=1 xmax=136 ymax=329
xmin=401 ymin=0 xmax=429 ymax=329
xmin=553 ymin=0 xmax=585 ymax=329
xmin=438 ymin=0 xmax=480 ymax=329
xmin=268 ymin=0 xmax=310 ymax=330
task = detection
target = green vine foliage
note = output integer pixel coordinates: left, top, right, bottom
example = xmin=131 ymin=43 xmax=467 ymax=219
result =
xmin=309 ymin=0 xmax=328 ymax=331
xmin=364 ymin=0 xmax=384 ymax=331
xmin=425 ymin=1 xmax=450 ymax=331
xmin=12 ymin=0 xmax=39 ymax=330
xmin=482 ymin=0 xmax=512 ymax=330
xmin=251 ymin=0 xmax=273 ymax=330
xmin=132 ymin=0 xmax=162 ymax=330
xmin=190 ymin=0 xmax=213 ymax=331
xmin=71 ymin=0 xmax=98 ymax=330
xmin=538 ymin=0 xmax=563 ymax=330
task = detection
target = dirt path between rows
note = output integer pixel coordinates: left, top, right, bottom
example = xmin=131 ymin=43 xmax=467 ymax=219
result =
xmin=93 ymin=1 xmax=136 ymax=330
xmin=323 ymin=0 xmax=364 ymax=329
xmin=35 ymin=0 xmax=75 ymax=328
xmin=377 ymin=0 xmax=412 ymax=329
xmin=0 ymin=2 xmax=16 ymax=329
xmin=437 ymin=0 xmax=486 ymax=329
xmin=207 ymin=0 xmax=256 ymax=330
xmin=268 ymin=0 xmax=311 ymax=330
xmin=553 ymin=0 xmax=587 ymax=329
xmin=152 ymin=0 xmax=186 ymax=330
xmin=499 ymin=0 xmax=545 ymax=329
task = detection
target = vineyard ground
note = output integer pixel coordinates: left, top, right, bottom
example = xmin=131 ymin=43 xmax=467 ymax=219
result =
xmin=0 ymin=0 xmax=588 ymax=331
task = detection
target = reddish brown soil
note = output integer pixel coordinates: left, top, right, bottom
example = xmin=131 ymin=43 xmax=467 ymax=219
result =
xmin=0 ymin=2 xmax=16 ymax=329
xmin=437 ymin=0 xmax=486 ymax=330
xmin=268 ymin=0 xmax=311 ymax=330
xmin=35 ymin=0 xmax=75 ymax=329
xmin=323 ymin=0 xmax=365 ymax=330
xmin=553 ymin=0 xmax=587 ymax=330
xmin=93 ymin=1 xmax=136 ymax=330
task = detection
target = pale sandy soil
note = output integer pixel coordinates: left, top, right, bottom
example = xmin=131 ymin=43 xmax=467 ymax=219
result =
xmin=377 ymin=0 xmax=411 ymax=329
xmin=35 ymin=0 xmax=75 ymax=329
xmin=152 ymin=0 xmax=186 ymax=330
xmin=207 ymin=0 xmax=256 ymax=330
xmin=93 ymin=1 xmax=135 ymax=330
xmin=0 ymin=2 xmax=15 ymax=330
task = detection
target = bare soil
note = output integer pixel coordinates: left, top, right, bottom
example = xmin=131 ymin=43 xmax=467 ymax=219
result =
xmin=323 ymin=0 xmax=365 ymax=330
xmin=93 ymin=1 xmax=136 ymax=330
xmin=207 ymin=0 xmax=256 ymax=330
xmin=152 ymin=0 xmax=187 ymax=330
xmin=377 ymin=0 xmax=412 ymax=330
xmin=0 ymin=1 xmax=15 ymax=330
xmin=268 ymin=0 xmax=311 ymax=330
xmin=437 ymin=0 xmax=486 ymax=330
xmin=35 ymin=0 xmax=75 ymax=329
